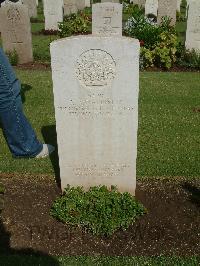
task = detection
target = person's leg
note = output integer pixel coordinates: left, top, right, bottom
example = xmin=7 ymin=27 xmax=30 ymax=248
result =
xmin=0 ymin=48 xmax=43 ymax=157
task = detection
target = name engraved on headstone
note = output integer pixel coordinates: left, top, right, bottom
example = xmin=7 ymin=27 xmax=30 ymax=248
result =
xmin=70 ymin=163 xmax=130 ymax=177
xmin=57 ymin=96 xmax=135 ymax=119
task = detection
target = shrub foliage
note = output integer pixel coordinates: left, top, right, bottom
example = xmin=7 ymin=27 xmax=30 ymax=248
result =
xmin=58 ymin=9 xmax=91 ymax=38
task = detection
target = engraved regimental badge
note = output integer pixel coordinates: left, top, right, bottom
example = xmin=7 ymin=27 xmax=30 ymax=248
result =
xmin=76 ymin=49 xmax=116 ymax=88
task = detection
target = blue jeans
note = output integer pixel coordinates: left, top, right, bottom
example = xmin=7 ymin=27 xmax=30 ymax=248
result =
xmin=0 ymin=48 xmax=42 ymax=157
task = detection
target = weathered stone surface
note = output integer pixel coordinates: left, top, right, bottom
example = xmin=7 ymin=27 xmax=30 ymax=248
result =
xmin=85 ymin=0 xmax=90 ymax=7
xmin=1 ymin=0 xmax=22 ymax=5
xmin=101 ymin=0 xmax=119 ymax=3
xmin=157 ymin=0 xmax=177 ymax=26
xmin=92 ymin=3 xmax=122 ymax=37
xmin=22 ymin=0 xmax=37 ymax=17
xmin=63 ymin=0 xmax=86 ymax=15
xmin=0 ymin=4 xmax=33 ymax=63
xmin=43 ymin=0 xmax=63 ymax=30
xmin=177 ymin=0 xmax=181 ymax=12
xmin=145 ymin=0 xmax=158 ymax=16
xmin=185 ymin=0 xmax=200 ymax=51
xmin=63 ymin=0 xmax=78 ymax=15
xmin=50 ymin=36 xmax=140 ymax=195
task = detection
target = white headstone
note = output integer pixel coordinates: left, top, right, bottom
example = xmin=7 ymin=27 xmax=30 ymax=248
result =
xmin=63 ymin=0 xmax=78 ymax=16
xmin=85 ymin=0 xmax=90 ymax=7
xmin=50 ymin=36 xmax=139 ymax=195
xmin=44 ymin=0 xmax=63 ymax=31
xmin=157 ymin=0 xmax=177 ymax=26
xmin=101 ymin=0 xmax=119 ymax=3
xmin=92 ymin=3 xmax=122 ymax=37
xmin=76 ymin=0 xmax=85 ymax=10
xmin=185 ymin=0 xmax=200 ymax=51
xmin=22 ymin=0 xmax=37 ymax=17
xmin=177 ymin=0 xmax=181 ymax=12
xmin=0 ymin=4 xmax=33 ymax=63
xmin=145 ymin=0 xmax=158 ymax=17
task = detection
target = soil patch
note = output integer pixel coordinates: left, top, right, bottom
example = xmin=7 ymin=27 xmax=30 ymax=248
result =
xmin=15 ymin=62 xmax=50 ymax=71
xmin=0 ymin=175 xmax=199 ymax=256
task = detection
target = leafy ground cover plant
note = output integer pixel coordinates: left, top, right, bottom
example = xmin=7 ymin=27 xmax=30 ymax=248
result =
xmin=6 ymin=49 xmax=19 ymax=66
xmin=50 ymin=185 xmax=146 ymax=236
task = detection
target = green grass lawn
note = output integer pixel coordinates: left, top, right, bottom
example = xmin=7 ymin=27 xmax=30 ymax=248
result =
xmin=0 ymin=71 xmax=199 ymax=179
xmin=0 ymin=255 xmax=199 ymax=266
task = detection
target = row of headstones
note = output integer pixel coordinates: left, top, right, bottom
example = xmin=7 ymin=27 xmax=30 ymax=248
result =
xmin=0 ymin=1 xmax=199 ymax=64
xmin=0 ymin=0 xmax=194 ymax=31
xmin=1 ymin=0 xmax=38 ymax=17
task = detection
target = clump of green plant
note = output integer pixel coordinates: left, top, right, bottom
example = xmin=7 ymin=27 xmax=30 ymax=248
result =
xmin=50 ymin=185 xmax=146 ymax=236
xmin=58 ymin=9 xmax=92 ymax=38
xmin=177 ymin=49 xmax=200 ymax=70
xmin=6 ymin=49 xmax=19 ymax=66
xmin=123 ymin=2 xmax=144 ymax=21
xmin=176 ymin=11 xmax=186 ymax=22
xmin=141 ymin=31 xmax=179 ymax=69
xmin=125 ymin=15 xmax=180 ymax=69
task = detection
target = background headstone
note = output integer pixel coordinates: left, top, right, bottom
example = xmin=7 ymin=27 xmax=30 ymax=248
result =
xmin=63 ymin=0 xmax=78 ymax=16
xmin=145 ymin=0 xmax=158 ymax=17
xmin=157 ymin=0 xmax=177 ymax=26
xmin=43 ymin=0 xmax=63 ymax=31
xmin=22 ymin=0 xmax=37 ymax=17
xmin=50 ymin=36 xmax=140 ymax=195
xmin=177 ymin=0 xmax=181 ymax=12
xmin=76 ymin=0 xmax=85 ymax=10
xmin=185 ymin=0 xmax=200 ymax=51
xmin=101 ymin=0 xmax=119 ymax=3
xmin=0 ymin=4 xmax=33 ymax=63
xmin=85 ymin=0 xmax=90 ymax=7
xmin=92 ymin=3 xmax=122 ymax=37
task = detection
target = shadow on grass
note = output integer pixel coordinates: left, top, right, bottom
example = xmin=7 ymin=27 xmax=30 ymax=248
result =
xmin=182 ymin=182 xmax=200 ymax=208
xmin=41 ymin=125 xmax=60 ymax=187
